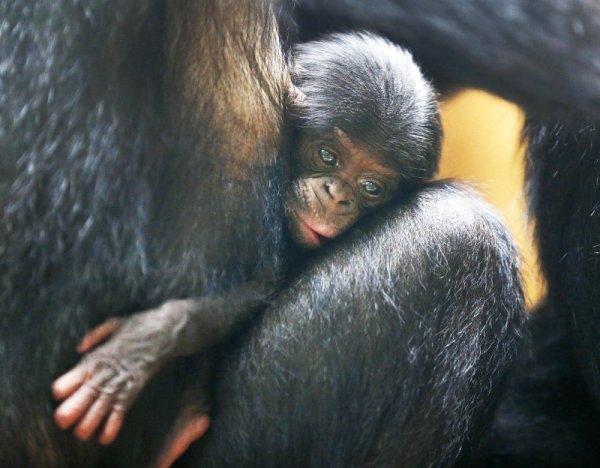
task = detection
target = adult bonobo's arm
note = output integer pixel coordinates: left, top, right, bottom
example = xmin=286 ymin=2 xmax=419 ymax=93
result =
xmin=293 ymin=0 xmax=600 ymax=117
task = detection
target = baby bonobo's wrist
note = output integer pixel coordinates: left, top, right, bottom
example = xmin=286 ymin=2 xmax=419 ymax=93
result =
xmin=114 ymin=303 xmax=188 ymax=367
xmin=150 ymin=299 xmax=199 ymax=359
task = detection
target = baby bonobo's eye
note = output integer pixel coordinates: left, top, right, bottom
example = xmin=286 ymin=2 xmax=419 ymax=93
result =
xmin=318 ymin=147 xmax=337 ymax=166
xmin=361 ymin=180 xmax=382 ymax=196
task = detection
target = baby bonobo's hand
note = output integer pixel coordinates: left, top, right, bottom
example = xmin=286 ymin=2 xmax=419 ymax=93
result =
xmin=52 ymin=307 xmax=183 ymax=445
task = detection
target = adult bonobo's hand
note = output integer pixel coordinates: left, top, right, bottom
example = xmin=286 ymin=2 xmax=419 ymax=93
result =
xmin=52 ymin=308 xmax=182 ymax=445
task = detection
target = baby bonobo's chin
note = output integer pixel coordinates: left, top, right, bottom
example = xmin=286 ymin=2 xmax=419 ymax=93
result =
xmin=286 ymin=209 xmax=328 ymax=249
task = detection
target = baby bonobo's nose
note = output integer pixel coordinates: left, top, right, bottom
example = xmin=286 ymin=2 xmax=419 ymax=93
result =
xmin=323 ymin=178 xmax=354 ymax=207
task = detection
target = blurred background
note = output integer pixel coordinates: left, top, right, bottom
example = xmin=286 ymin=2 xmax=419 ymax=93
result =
xmin=438 ymin=90 xmax=544 ymax=309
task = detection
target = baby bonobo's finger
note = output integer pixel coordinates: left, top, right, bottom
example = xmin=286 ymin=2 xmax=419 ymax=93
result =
xmin=154 ymin=408 xmax=210 ymax=468
xmin=54 ymin=381 xmax=100 ymax=430
xmin=73 ymin=392 xmax=114 ymax=441
xmin=99 ymin=408 xmax=125 ymax=445
xmin=52 ymin=365 xmax=87 ymax=400
xmin=77 ymin=318 xmax=122 ymax=353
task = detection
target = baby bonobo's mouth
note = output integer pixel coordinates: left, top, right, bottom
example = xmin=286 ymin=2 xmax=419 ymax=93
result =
xmin=291 ymin=214 xmax=334 ymax=249
xmin=308 ymin=225 xmax=330 ymax=244
xmin=299 ymin=218 xmax=324 ymax=247
xmin=299 ymin=217 xmax=341 ymax=248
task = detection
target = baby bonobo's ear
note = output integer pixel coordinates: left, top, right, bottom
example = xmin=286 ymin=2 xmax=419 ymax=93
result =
xmin=287 ymin=84 xmax=306 ymax=113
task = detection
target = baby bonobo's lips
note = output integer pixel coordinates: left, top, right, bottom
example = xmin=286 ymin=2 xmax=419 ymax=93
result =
xmin=297 ymin=214 xmax=339 ymax=248
xmin=296 ymin=216 xmax=325 ymax=247
xmin=308 ymin=222 xmax=339 ymax=239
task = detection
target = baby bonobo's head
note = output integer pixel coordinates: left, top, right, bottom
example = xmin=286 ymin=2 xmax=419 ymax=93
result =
xmin=284 ymin=32 xmax=442 ymax=249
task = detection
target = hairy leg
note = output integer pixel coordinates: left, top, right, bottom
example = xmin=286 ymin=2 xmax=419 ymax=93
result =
xmin=181 ymin=183 xmax=525 ymax=467
xmin=524 ymin=116 xmax=600 ymax=404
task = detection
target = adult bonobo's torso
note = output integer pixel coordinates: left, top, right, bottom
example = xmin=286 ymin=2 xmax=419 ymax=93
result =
xmin=0 ymin=1 xmax=288 ymax=465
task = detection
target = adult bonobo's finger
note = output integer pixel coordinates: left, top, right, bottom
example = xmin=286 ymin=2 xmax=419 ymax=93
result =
xmin=77 ymin=318 xmax=122 ymax=353
xmin=73 ymin=392 xmax=114 ymax=441
xmin=53 ymin=381 xmax=100 ymax=430
xmin=99 ymin=408 xmax=125 ymax=445
xmin=51 ymin=365 xmax=87 ymax=400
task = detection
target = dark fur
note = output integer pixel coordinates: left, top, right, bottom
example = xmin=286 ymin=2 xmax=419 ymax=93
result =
xmin=0 ymin=1 xmax=287 ymax=465
xmin=184 ymin=182 xmax=524 ymax=467
xmin=471 ymin=116 xmax=600 ymax=465
xmin=290 ymin=0 xmax=600 ymax=116
xmin=3 ymin=0 xmax=598 ymax=465
xmin=466 ymin=301 xmax=600 ymax=467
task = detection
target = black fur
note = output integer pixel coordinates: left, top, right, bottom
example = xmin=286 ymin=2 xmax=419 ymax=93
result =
xmin=524 ymin=116 xmax=600 ymax=403
xmin=185 ymin=182 xmax=524 ymax=467
xmin=291 ymin=0 xmax=600 ymax=117
xmin=470 ymin=116 xmax=600 ymax=465
xmin=0 ymin=1 xmax=286 ymax=465
xmin=466 ymin=302 xmax=600 ymax=467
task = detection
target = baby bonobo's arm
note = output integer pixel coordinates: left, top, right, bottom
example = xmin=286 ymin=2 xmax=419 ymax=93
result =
xmin=52 ymin=282 xmax=267 ymax=445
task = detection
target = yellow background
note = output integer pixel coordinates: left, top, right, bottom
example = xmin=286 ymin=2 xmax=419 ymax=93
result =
xmin=438 ymin=90 xmax=544 ymax=308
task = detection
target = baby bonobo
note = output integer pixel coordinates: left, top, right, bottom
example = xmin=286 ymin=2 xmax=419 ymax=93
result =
xmin=51 ymin=33 xmax=441 ymax=462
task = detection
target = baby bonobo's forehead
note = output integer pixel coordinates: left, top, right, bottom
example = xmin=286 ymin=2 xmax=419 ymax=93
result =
xmin=333 ymin=127 xmax=399 ymax=179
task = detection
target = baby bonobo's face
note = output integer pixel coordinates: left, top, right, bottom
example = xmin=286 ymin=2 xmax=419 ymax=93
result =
xmin=285 ymin=128 xmax=400 ymax=249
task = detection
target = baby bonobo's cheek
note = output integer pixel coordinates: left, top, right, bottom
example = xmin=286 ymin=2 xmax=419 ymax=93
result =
xmin=284 ymin=188 xmax=330 ymax=249
xmin=286 ymin=206 xmax=324 ymax=249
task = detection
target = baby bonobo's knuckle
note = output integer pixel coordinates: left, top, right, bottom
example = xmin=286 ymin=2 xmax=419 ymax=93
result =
xmin=88 ymin=355 xmax=116 ymax=376
xmin=122 ymin=370 xmax=141 ymax=393
xmin=86 ymin=355 xmax=127 ymax=390
xmin=113 ymin=376 xmax=143 ymax=411
xmin=113 ymin=401 xmax=128 ymax=413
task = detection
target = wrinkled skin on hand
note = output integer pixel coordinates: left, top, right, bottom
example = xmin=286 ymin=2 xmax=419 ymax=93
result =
xmin=52 ymin=307 xmax=189 ymax=445
xmin=52 ymin=288 xmax=263 ymax=452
